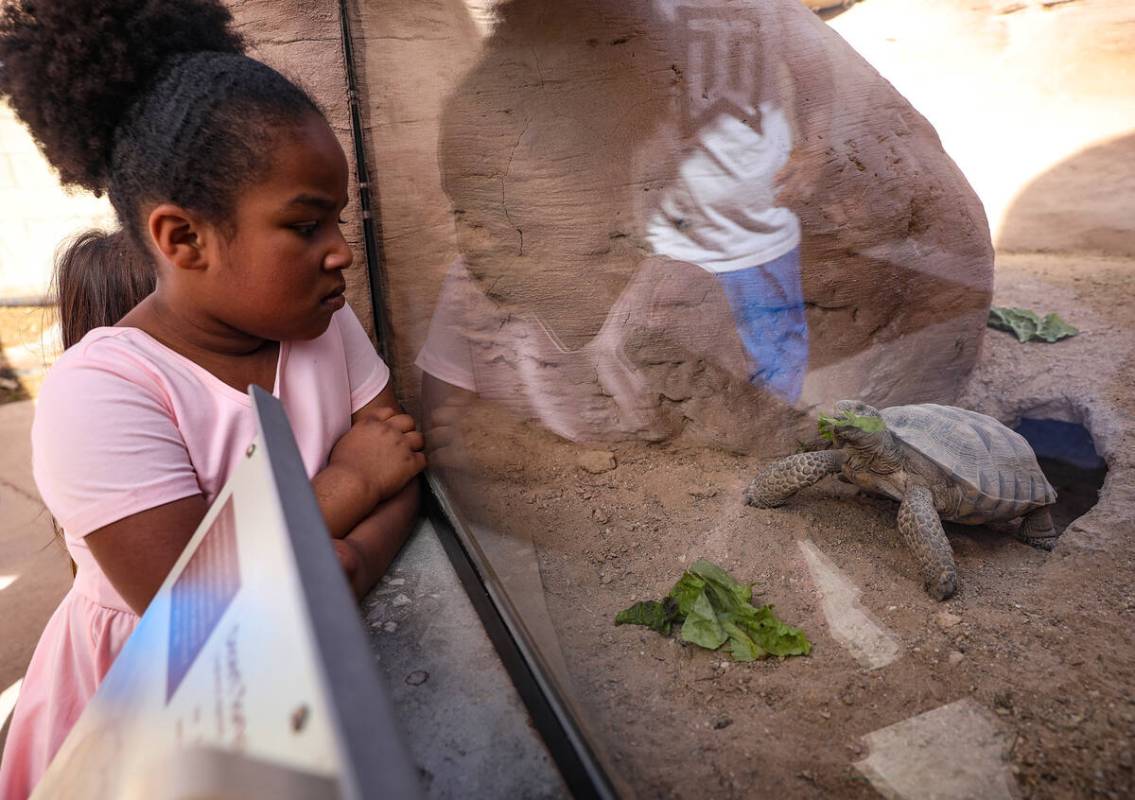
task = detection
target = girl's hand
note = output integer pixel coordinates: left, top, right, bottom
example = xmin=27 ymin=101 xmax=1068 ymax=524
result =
xmin=313 ymin=387 xmax=423 ymax=539
xmin=420 ymin=372 xmax=477 ymax=473
xmin=328 ymin=404 xmax=426 ymax=504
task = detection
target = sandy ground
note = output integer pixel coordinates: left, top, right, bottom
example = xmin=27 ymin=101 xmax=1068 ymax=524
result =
xmin=446 ymin=248 xmax=1133 ymax=799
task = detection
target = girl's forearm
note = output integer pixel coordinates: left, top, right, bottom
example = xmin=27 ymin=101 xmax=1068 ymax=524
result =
xmin=341 ymin=477 xmax=421 ymax=598
xmin=311 ymin=463 xmax=379 ymax=538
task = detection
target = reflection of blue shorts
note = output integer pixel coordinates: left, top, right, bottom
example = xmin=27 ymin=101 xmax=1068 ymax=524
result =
xmin=714 ymin=246 xmax=808 ymax=402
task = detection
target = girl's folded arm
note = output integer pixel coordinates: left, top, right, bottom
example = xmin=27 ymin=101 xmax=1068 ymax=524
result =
xmin=85 ymin=494 xmax=210 ymax=615
xmin=335 ymin=477 xmax=421 ymax=600
xmin=313 ymin=384 xmax=425 ymax=539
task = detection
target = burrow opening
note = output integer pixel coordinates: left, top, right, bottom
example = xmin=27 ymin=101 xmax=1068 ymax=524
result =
xmin=1012 ymin=417 xmax=1107 ymax=534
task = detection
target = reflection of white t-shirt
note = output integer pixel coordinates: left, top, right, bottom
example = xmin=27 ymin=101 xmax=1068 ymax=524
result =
xmin=645 ymin=108 xmax=800 ymax=273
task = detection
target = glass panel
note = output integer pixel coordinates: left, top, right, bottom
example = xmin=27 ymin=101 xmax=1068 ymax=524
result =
xmin=353 ymin=1 xmax=1131 ymax=794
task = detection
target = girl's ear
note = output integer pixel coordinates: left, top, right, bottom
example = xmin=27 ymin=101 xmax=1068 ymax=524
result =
xmin=147 ymin=204 xmax=212 ymax=271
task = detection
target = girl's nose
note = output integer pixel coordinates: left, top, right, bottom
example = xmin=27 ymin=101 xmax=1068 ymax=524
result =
xmin=324 ymin=231 xmax=354 ymax=271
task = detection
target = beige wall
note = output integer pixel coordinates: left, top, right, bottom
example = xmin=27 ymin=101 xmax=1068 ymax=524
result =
xmin=0 ymin=102 xmax=114 ymax=300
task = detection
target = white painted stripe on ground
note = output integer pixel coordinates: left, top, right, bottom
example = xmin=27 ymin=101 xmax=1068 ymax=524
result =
xmin=798 ymin=539 xmax=901 ymax=670
xmin=1 ymin=678 xmax=23 ymax=732
xmin=854 ymin=698 xmax=1018 ymax=800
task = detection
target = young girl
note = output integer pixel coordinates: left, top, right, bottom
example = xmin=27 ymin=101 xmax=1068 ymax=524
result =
xmin=0 ymin=1 xmax=425 ymax=795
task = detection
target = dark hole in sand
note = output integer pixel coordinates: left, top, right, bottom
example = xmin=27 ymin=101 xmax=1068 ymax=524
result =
xmin=1013 ymin=418 xmax=1107 ymax=533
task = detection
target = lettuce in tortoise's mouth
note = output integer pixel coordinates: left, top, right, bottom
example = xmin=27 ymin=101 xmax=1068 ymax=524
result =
xmin=818 ymin=410 xmax=886 ymax=442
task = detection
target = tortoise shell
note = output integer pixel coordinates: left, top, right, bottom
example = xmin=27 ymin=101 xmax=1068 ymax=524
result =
xmin=880 ymin=404 xmax=1057 ymax=523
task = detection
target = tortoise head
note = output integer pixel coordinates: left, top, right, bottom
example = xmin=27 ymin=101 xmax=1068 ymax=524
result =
xmin=820 ymin=401 xmax=889 ymax=450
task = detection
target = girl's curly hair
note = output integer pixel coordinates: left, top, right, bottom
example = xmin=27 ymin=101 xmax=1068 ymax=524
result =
xmin=1 ymin=0 xmax=325 ymax=340
xmin=0 ymin=0 xmax=245 ymax=194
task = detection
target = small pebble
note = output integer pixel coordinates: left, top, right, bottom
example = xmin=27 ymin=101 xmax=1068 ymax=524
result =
xmin=383 ymin=621 xmax=398 ymax=633
xmin=936 ymin=611 xmax=962 ymax=629
xmin=713 ymin=717 xmax=733 ymax=730
xmin=387 ymin=578 xmax=406 ymax=586
xmin=392 ymin=594 xmax=412 ymax=607
xmin=405 ymin=670 xmax=429 ymax=686
xmin=578 ymin=450 xmax=617 ymax=474
xmin=948 ymin=651 xmax=965 ymax=666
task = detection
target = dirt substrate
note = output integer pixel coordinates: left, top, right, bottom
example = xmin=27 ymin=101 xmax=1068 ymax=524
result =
xmin=443 ymin=252 xmax=1134 ymax=798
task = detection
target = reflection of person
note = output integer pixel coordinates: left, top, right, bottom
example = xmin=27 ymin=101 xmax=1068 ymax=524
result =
xmin=0 ymin=2 xmax=423 ymax=795
xmin=417 ymin=0 xmax=682 ymax=451
xmin=643 ymin=104 xmax=808 ymax=402
xmin=642 ymin=3 xmax=808 ymax=402
xmin=417 ymin=0 xmax=813 ymax=454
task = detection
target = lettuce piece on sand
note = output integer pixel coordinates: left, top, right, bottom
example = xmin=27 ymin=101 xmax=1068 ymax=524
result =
xmin=988 ymin=307 xmax=1078 ymax=343
xmin=615 ymin=599 xmax=679 ymax=635
xmin=614 ymin=560 xmax=811 ymax=662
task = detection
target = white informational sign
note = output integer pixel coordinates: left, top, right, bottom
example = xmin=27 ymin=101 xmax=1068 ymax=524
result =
xmin=32 ymin=388 xmax=420 ymax=800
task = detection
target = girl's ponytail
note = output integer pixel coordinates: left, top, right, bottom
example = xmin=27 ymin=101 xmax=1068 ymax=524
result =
xmin=53 ymin=230 xmax=153 ymax=348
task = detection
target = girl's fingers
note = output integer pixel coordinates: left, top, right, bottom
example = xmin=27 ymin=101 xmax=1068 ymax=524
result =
xmin=365 ymin=405 xmax=398 ymax=423
xmin=430 ymin=405 xmax=463 ymax=428
xmin=384 ymin=413 xmax=418 ymax=433
xmin=426 ymin=425 xmax=455 ymax=450
xmin=404 ymin=431 xmax=425 ymax=451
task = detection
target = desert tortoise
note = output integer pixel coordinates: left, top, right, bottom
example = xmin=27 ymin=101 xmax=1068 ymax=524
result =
xmin=744 ymin=401 xmax=1058 ymax=600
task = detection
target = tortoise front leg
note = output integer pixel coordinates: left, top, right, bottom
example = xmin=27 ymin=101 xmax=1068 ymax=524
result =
xmin=897 ymin=485 xmax=958 ymax=601
xmin=744 ymin=450 xmax=845 ymax=508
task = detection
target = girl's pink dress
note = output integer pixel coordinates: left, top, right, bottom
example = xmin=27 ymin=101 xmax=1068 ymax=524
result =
xmin=0 ymin=306 xmax=388 ymax=799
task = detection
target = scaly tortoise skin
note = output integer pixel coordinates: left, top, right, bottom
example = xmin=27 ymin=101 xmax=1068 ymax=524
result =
xmin=744 ymin=401 xmax=1058 ymax=600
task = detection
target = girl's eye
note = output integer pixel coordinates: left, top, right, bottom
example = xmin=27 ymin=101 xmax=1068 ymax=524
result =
xmin=292 ymin=222 xmax=319 ymax=237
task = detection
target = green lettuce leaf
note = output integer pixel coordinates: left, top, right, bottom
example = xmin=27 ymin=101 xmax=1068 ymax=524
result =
xmin=615 ymin=599 xmax=679 ymax=635
xmin=988 ymin=307 xmax=1078 ymax=343
xmin=668 ymin=572 xmax=707 ymax=616
xmin=721 ymin=619 xmax=765 ymax=662
xmin=680 ymin=590 xmax=728 ymax=650
xmin=615 ymin=560 xmax=811 ymax=662
xmin=732 ymin=604 xmax=812 ymax=657
xmin=818 ymin=410 xmax=886 ymax=442
xmin=690 ymin=559 xmax=752 ymax=608
xmin=1036 ymin=312 xmax=1079 ymax=342
xmin=818 ymin=413 xmax=840 ymax=442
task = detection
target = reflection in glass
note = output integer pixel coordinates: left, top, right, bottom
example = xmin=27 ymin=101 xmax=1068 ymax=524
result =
xmin=357 ymin=0 xmax=997 ymax=793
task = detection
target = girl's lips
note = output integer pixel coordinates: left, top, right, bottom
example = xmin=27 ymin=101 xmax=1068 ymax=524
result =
xmin=321 ymin=285 xmax=346 ymax=309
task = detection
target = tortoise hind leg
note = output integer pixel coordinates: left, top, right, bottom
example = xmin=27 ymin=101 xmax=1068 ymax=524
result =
xmin=897 ymin=485 xmax=958 ymax=601
xmin=1015 ymin=507 xmax=1059 ymax=551
xmin=744 ymin=450 xmax=844 ymax=508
